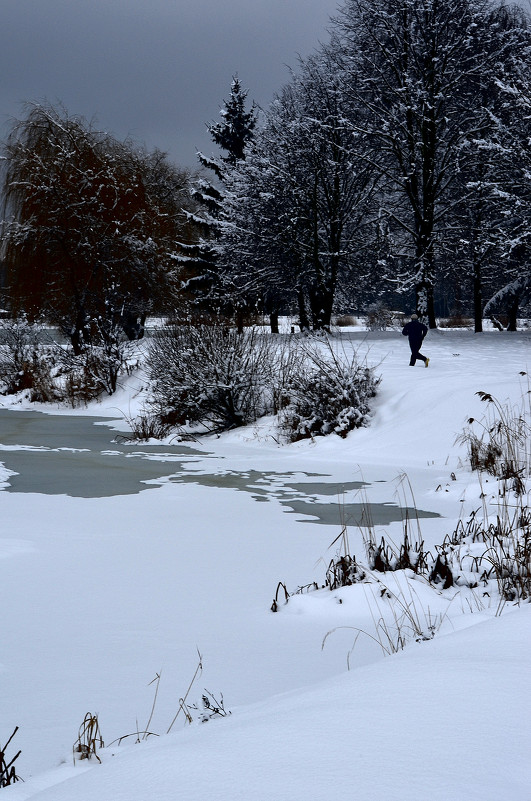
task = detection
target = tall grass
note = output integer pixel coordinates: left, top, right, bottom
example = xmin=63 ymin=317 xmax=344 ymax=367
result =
xmin=73 ymin=713 xmax=104 ymax=764
xmin=0 ymin=728 xmax=22 ymax=787
xmin=277 ymin=428 xmax=531 ymax=666
xmin=458 ymin=387 xmax=531 ymax=495
xmin=322 ymin=573 xmax=449 ymax=667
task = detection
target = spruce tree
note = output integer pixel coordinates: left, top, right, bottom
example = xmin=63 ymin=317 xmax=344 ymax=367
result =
xmin=178 ymin=77 xmax=257 ymax=321
xmin=207 ymin=76 xmax=257 ymax=166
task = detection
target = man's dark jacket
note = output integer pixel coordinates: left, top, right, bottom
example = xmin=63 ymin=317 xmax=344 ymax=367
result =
xmin=402 ymin=319 xmax=428 ymax=347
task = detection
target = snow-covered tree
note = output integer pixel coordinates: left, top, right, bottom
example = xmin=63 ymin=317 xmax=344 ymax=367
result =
xmin=0 ymin=102 xmax=196 ymax=352
xmin=179 ymin=78 xmax=258 ymax=321
xmin=207 ymin=76 xmax=257 ymax=167
xmin=445 ymin=4 xmax=531 ymax=330
xmin=334 ymin=0 xmax=528 ymax=327
xmin=218 ymin=51 xmax=377 ymax=330
xmin=472 ymin=8 xmax=531 ymax=329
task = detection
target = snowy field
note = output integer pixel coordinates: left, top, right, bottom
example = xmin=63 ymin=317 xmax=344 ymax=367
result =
xmin=0 ymin=327 xmax=530 ymax=800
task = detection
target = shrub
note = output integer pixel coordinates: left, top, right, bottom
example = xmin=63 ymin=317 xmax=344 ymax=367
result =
xmin=121 ymin=409 xmax=175 ymax=442
xmin=143 ymin=326 xmax=380 ymax=440
xmin=57 ymin=322 xmax=137 ymax=406
xmin=366 ymin=302 xmax=395 ymax=330
xmin=0 ymin=316 xmax=134 ymax=406
xmin=279 ymin=339 xmax=380 ymax=442
xmin=333 ymin=314 xmax=357 ymax=327
xmin=61 ymin=347 xmax=125 ymax=406
xmin=0 ymin=317 xmax=58 ymax=401
xmin=439 ymin=314 xmax=473 ymax=328
xmin=147 ymin=323 xmax=278 ymax=432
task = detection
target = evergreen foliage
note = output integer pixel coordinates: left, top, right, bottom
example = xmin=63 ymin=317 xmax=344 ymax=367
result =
xmin=218 ymin=52 xmax=377 ymax=330
xmin=207 ymin=76 xmax=257 ymax=165
xmin=179 ymin=78 xmax=258 ymax=321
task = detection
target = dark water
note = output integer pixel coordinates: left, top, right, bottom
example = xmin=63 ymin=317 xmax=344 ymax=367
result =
xmin=0 ymin=409 xmax=440 ymax=525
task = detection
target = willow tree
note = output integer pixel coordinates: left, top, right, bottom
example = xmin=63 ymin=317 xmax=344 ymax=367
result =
xmin=1 ymin=102 xmax=196 ymax=352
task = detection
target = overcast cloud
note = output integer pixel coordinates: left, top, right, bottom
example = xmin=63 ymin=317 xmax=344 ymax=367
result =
xmin=1 ymin=0 xmax=341 ymax=169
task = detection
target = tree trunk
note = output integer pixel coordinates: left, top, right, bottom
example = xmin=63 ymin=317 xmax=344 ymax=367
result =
xmin=473 ymin=260 xmax=483 ymax=333
xmin=416 ymin=281 xmax=436 ymax=329
xmin=309 ymin=283 xmax=333 ymax=330
xmin=269 ymin=311 xmax=279 ymax=334
xmin=507 ymin=296 xmax=519 ymax=331
xmin=70 ymin=329 xmax=84 ymax=356
xmin=297 ymin=287 xmax=310 ymax=331
xmin=69 ymin=306 xmax=91 ymax=355
xmin=414 ymin=237 xmax=437 ymax=328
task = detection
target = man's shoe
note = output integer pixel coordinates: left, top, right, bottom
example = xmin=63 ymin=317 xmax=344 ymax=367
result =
xmin=425 ymin=358 xmax=430 ymax=368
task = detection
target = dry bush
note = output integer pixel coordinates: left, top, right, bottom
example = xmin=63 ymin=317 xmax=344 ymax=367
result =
xmin=366 ymin=302 xmax=394 ymax=330
xmin=279 ymin=338 xmax=380 ymax=442
xmin=59 ymin=332 xmax=136 ymax=406
xmin=121 ymin=409 xmax=174 ymax=442
xmin=0 ymin=317 xmax=134 ymax=406
xmin=143 ymin=326 xmax=379 ymax=440
xmin=63 ymin=354 xmax=106 ymax=406
xmin=0 ymin=317 xmax=59 ymax=401
xmin=147 ymin=323 xmax=278 ymax=432
xmin=439 ymin=314 xmax=473 ymax=328
xmin=333 ymin=314 xmax=357 ymax=327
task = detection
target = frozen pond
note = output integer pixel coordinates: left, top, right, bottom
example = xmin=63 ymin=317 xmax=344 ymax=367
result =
xmin=0 ymin=409 xmax=205 ymax=498
xmin=0 ymin=409 xmax=440 ymax=526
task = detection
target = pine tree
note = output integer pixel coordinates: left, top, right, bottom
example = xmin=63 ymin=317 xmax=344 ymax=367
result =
xmin=207 ymin=76 xmax=257 ymax=166
xmin=178 ymin=77 xmax=257 ymax=321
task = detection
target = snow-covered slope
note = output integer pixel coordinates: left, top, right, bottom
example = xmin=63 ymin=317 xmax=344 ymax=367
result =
xmin=0 ymin=328 xmax=529 ymax=800
xmin=8 ymin=606 xmax=531 ymax=801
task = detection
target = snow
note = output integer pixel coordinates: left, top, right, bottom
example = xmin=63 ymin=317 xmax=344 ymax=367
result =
xmin=0 ymin=327 xmax=530 ymax=800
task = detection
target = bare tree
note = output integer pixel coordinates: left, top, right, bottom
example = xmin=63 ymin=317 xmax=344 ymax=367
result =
xmin=219 ymin=50 xmax=377 ymax=330
xmin=335 ymin=0 xmax=529 ymax=327
xmin=1 ymin=102 xmax=197 ymax=352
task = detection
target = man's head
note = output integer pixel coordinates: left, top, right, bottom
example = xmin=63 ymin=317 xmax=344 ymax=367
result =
xmin=411 ymin=313 xmax=418 ymax=320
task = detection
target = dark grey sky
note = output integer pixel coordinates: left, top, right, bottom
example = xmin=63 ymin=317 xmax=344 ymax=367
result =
xmin=1 ymin=0 xmax=341 ymax=169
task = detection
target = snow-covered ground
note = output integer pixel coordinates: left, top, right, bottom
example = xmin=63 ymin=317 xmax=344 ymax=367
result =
xmin=1 ymin=327 xmax=530 ymax=800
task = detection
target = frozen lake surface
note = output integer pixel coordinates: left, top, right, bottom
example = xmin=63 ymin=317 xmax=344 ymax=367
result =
xmin=0 ymin=409 xmax=439 ymax=525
